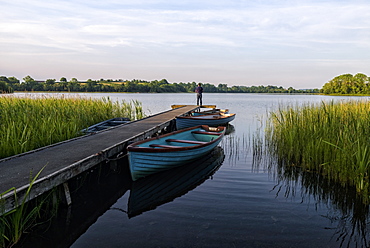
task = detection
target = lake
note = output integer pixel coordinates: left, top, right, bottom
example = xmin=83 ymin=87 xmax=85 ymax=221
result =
xmin=15 ymin=93 xmax=370 ymax=248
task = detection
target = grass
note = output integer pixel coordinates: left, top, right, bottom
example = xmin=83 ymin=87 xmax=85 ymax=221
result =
xmin=0 ymin=95 xmax=145 ymax=247
xmin=1 ymin=167 xmax=46 ymax=248
xmin=0 ymin=95 xmax=145 ymax=159
xmin=265 ymin=100 xmax=370 ymax=202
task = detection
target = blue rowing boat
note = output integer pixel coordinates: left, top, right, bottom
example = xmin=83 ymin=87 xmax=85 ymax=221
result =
xmin=81 ymin=117 xmax=130 ymax=134
xmin=127 ymin=125 xmax=225 ymax=181
xmin=176 ymin=113 xmax=236 ymax=129
xmin=128 ymin=146 xmax=225 ymax=217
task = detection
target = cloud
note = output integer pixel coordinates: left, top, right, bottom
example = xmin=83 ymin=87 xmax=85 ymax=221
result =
xmin=2 ymin=0 xmax=369 ymax=51
xmin=1 ymin=0 xmax=369 ymax=87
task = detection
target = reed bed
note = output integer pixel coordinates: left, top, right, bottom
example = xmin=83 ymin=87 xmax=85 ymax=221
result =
xmin=0 ymin=95 xmax=145 ymax=159
xmin=265 ymin=100 xmax=370 ymax=201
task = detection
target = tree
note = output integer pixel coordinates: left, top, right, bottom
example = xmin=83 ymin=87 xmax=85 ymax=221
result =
xmin=0 ymin=76 xmax=9 ymax=83
xmin=87 ymin=80 xmax=98 ymax=92
xmin=188 ymin=82 xmax=197 ymax=92
xmin=217 ymin=83 xmax=228 ymax=93
xmin=321 ymin=73 xmax=370 ymax=95
xmin=58 ymin=80 xmax=68 ymax=91
xmin=45 ymin=79 xmax=56 ymax=85
xmin=23 ymin=75 xmax=35 ymax=83
xmin=67 ymin=78 xmax=80 ymax=92
xmin=22 ymin=75 xmax=38 ymax=91
xmin=159 ymin=79 xmax=169 ymax=85
xmin=125 ymin=81 xmax=138 ymax=92
xmin=8 ymin=77 xmax=20 ymax=85
xmin=0 ymin=76 xmax=311 ymax=93
xmin=0 ymin=80 xmax=13 ymax=93
xmin=6 ymin=77 xmax=20 ymax=90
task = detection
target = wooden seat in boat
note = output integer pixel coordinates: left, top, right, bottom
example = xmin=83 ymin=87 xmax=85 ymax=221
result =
xmin=191 ymin=131 xmax=222 ymax=136
xmin=165 ymin=139 xmax=207 ymax=144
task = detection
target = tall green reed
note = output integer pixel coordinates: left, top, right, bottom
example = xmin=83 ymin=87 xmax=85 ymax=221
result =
xmin=265 ymin=100 xmax=370 ymax=202
xmin=0 ymin=95 xmax=145 ymax=159
xmin=0 ymin=166 xmax=45 ymax=247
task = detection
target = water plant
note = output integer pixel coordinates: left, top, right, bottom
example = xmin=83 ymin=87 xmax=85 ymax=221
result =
xmin=0 ymin=95 xmax=145 ymax=159
xmin=0 ymin=166 xmax=45 ymax=247
xmin=265 ymin=100 xmax=370 ymax=202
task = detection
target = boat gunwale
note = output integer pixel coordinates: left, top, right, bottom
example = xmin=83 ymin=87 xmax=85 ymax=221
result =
xmin=127 ymin=125 xmax=225 ymax=153
xmin=177 ymin=113 xmax=236 ymax=120
xmin=191 ymin=108 xmax=229 ymax=115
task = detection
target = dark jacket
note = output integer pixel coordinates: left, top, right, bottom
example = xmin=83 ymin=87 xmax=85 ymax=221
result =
xmin=195 ymin=86 xmax=203 ymax=94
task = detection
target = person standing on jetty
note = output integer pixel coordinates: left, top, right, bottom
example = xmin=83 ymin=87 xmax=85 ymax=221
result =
xmin=195 ymin=83 xmax=203 ymax=106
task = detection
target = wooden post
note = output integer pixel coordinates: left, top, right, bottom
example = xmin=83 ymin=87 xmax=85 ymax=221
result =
xmin=63 ymin=182 xmax=72 ymax=206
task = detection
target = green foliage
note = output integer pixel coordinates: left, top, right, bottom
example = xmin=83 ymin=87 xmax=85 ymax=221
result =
xmin=1 ymin=167 xmax=45 ymax=247
xmin=0 ymin=77 xmax=14 ymax=93
xmin=0 ymin=96 xmax=145 ymax=159
xmin=265 ymin=100 xmax=370 ymax=202
xmin=1 ymin=76 xmax=318 ymax=93
xmin=0 ymin=81 xmax=13 ymax=94
xmin=321 ymin=73 xmax=370 ymax=95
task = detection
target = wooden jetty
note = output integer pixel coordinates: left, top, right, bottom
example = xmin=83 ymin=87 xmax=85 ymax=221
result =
xmin=0 ymin=105 xmax=201 ymax=215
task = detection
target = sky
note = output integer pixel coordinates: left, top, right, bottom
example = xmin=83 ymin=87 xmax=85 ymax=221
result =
xmin=1 ymin=0 xmax=370 ymax=89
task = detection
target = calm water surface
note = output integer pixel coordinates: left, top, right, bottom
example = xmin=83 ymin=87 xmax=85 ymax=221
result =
xmin=15 ymin=93 xmax=370 ymax=248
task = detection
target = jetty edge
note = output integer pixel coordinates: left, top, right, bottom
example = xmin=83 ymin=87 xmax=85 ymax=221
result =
xmin=0 ymin=105 xmax=204 ymax=215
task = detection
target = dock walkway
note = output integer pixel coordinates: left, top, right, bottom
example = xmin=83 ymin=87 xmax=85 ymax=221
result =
xmin=0 ymin=105 xmax=199 ymax=214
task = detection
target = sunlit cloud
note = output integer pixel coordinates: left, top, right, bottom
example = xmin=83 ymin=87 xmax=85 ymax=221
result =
xmin=1 ymin=0 xmax=369 ymax=88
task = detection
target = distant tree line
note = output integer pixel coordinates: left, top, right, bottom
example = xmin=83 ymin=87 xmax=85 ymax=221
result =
xmin=0 ymin=75 xmax=319 ymax=94
xmin=320 ymin=73 xmax=370 ymax=95
xmin=0 ymin=76 xmax=17 ymax=93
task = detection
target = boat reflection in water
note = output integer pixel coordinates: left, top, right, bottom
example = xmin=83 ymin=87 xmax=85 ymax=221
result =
xmin=127 ymin=146 xmax=225 ymax=218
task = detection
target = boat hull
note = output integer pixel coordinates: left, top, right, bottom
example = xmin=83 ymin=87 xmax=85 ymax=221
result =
xmin=127 ymin=125 xmax=225 ymax=181
xmin=176 ymin=113 xmax=235 ymax=129
xmin=81 ymin=117 xmax=130 ymax=134
xmin=128 ymin=146 xmax=225 ymax=218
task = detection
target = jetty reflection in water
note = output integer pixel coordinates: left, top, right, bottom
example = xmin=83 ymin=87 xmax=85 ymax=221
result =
xmin=265 ymin=158 xmax=370 ymax=248
xmin=125 ymin=146 xmax=225 ymax=218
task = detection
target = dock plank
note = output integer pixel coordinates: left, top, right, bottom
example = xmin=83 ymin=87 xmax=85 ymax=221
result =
xmin=0 ymin=105 xmax=199 ymax=214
